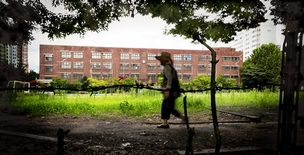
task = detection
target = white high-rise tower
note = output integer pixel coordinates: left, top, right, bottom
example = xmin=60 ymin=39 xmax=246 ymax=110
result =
xmin=230 ymin=1 xmax=285 ymax=61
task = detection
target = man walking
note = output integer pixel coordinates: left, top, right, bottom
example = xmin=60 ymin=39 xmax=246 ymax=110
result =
xmin=155 ymin=52 xmax=185 ymax=128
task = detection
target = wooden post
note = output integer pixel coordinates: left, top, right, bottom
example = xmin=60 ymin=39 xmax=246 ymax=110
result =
xmin=183 ymin=95 xmax=195 ymax=155
xmin=199 ymin=40 xmax=222 ymax=155
xmin=192 ymin=33 xmax=221 ymax=155
xmin=57 ymin=128 xmax=70 ymax=155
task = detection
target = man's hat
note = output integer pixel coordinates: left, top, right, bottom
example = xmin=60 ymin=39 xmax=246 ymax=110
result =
xmin=155 ymin=52 xmax=171 ymax=61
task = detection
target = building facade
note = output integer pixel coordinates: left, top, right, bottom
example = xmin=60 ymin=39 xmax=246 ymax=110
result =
xmin=230 ymin=0 xmax=285 ymax=61
xmin=231 ymin=24 xmax=284 ymax=61
xmin=0 ymin=43 xmax=29 ymax=72
xmin=39 ymin=44 xmax=243 ymax=83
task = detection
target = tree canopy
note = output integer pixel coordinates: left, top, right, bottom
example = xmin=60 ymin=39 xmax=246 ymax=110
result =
xmin=241 ymin=43 xmax=282 ymax=88
xmin=2 ymin=0 xmax=304 ymax=45
xmin=137 ymin=0 xmax=267 ymax=44
xmin=1 ymin=0 xmax=269 ymax=45
xmin=48 ymin=0 xmax=268 ymax=45
xmin=270 ymin=0 xmax=304 ymax=31
xmin=0 ymin=0 xmax=50 ymax=44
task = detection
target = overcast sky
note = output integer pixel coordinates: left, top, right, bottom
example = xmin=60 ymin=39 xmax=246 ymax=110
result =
xmin=28 ymin=15 xmax=229 ymax=73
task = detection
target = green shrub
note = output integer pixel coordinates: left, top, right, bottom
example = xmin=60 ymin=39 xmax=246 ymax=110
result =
xmin=119 ymin=101 xmax=135 ymax=115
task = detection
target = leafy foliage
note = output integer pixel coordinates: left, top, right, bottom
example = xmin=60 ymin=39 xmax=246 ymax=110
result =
xmin=215 ymin=74 xmax=237 ymax=88
xmin=1 ymin=0 xmax=269 ymax=45
xmin=189 ymin=74 xmax=237 ymax=90
xmin=2 ymin=0 xmax=304 ymax=48
xmin=44 ymin=0 xmax=133 ymax=39
xmin=241 ymin=43 xmax=282 ymax=88
xmin=0 ymin=0 xmax=50 ymax=44
xmin=135 ymin=0 xmax=267 ymax=43
xmin=120 ymin=77 xmax=136 ymax=85
xmin=24 ymin=70 xmax=39 ymax=82
xmin=87 ymin=77 xmax=107 ymax=88
xmin=51 ymin=76 xmax=70 ymax=88
xmin=71 ymin=80 xmax=82 ymax=90
xmin=189 ymin=74 xmax=211 ymax=90
xmin=241 ymin=65 xmax=267 ymax=88
xmin=270 ymin=0 xmax=304 ymax=30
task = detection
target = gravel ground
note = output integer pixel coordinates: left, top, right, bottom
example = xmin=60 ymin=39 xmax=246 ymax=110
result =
xmin=0 ymin=105 xmax=284 ymax=155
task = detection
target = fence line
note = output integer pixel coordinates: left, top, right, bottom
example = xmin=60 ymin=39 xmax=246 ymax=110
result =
xmin=0 ymin=83 xmax=280 ymax=96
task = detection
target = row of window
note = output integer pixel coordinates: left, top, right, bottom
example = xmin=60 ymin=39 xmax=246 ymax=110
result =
xmin=222 ymin=56 xmax=240 ymax=61
xmin=59 ymin=73 xmax=113 ymax=80
xmin=91 ymin=62 xmax=112 ymax=69
xmin=44 ymin=62 xmax=113 ymax=71
xmin=92 ymin=52 xmax=112 ymax=59
xmin=104 ymin=64 xmax=238 ymax=71
xmin=120 ymin=63 xmax=141 ymax=70
xmin=51 ymin=73 xmax=239 ymax=81
xmin=173 ymin=54 xmax=192 ymax=61
xmin=44 ymin=51 xmax=240 ymax=62
xmin=222 ymin=66 xmax=239 ymax=70
xmin=121 ymin=53 xmax=140 ymax=60
xmin=61 ymin=51 xmax=86 ymax=58
xmin=44 ymin=51 xmax=113 ymax=60
xmin=44 ymin=63 xmax=239 ymax=71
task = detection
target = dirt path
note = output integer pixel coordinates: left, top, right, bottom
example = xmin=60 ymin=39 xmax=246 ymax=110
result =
xmin=0 ymin=106 xmax=282 ymax=155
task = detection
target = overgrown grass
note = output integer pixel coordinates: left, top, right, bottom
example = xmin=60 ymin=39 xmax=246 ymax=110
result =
xmin=215 ymin=89 xmax=279 ymax=108
xmin=11 ymin=89 xmax=280 ymax=118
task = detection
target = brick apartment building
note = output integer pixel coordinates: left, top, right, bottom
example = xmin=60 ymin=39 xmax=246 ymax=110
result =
xmin=39 ymin=45 xmax=243 ymax=83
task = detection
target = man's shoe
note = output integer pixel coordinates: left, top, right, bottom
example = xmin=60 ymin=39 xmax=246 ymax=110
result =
xmin=157 ymin=124 xmax=170 ymax=128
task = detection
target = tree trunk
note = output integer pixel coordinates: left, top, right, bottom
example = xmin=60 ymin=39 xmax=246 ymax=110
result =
xmin=200 ymin=41 xmax=222 ymax=155
xmin=277 ymin=28 xmax=303 ymax=155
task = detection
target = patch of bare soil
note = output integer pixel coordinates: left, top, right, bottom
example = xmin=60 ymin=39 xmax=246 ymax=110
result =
xmin=0 ymin=105 xmax=280 ymax=155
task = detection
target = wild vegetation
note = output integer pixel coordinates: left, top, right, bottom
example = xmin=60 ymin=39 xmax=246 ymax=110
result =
xmin=5 ymin=69 xmax=278 ymax=118
xmin=11 ymin=89 xmax=279 ymax=117
xmin=40 ymin=73 xmax=238 ymax=93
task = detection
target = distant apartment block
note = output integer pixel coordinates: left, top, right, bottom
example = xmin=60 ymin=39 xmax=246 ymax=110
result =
xmin=231 ymin=24 xmax=284 ymax=61
xmin=230 ymin=0 xmax=285 ymax=61
xmin=0 ymin=43 xmax=29 ymax=72
xmin=39 ymin=45 xmax=243 ymax=83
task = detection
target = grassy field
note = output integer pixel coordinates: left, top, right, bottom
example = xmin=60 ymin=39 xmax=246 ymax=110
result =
xmin=10 ymin=89 xmax=280 ymax=118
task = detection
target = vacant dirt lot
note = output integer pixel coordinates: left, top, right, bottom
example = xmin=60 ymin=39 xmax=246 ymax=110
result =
xmin=0 ymin=105 xmax=283 ymax=155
